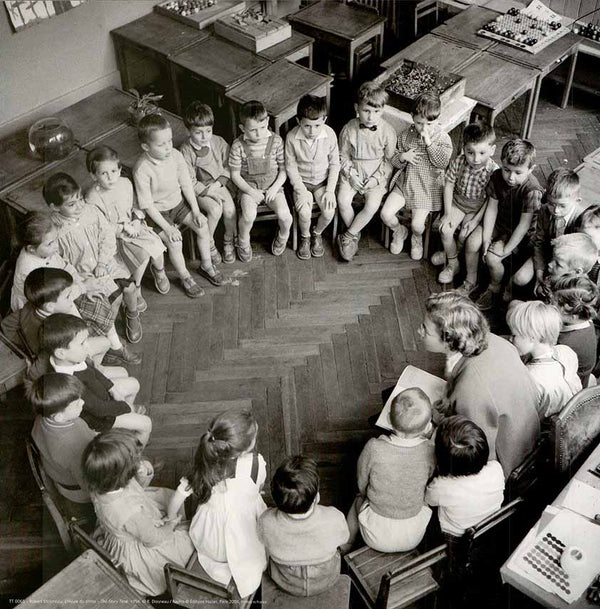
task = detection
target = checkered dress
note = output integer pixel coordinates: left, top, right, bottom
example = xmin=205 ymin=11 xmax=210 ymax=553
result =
xmin=390 ymin=125 xmax=452 ymax=212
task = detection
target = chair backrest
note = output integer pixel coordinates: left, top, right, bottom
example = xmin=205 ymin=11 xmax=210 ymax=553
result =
xmin=550 ymin=386 xmax=600 ymax=476
xmin=69 ymin=521 xmax=128 ymax=578
xmin=26 ymin=436 xmax=80 ymax=553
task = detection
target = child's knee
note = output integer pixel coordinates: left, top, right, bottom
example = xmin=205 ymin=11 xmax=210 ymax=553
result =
xmin=240 ymin=205 xmax=257 ymax=224
xmin=166 ymin=239 xmax=183 ymax=254
xmin=440 ymin=223 xmax=455 ymax=239
xmin=513 ymin=266 xmax=531 ymax=286
xmin=202 ymin=198 xmax=222 ymax=221
xmin=297 ymin=205 xmax=312 ymax=223
xmin=380 ymin=205 xmax=397 ymax=225
xmin=321 ymin=207 xmax=336 ymax=223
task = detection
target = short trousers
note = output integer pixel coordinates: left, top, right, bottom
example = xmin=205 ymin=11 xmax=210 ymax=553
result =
xmin=145 ymin=200 xmax=190 ymax=231
xmin=453 ymin=192 xmax=485 ymax=215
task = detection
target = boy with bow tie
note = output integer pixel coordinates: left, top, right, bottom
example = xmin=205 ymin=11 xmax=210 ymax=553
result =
xmin=337 ymin=81 xmax=396 ymax=262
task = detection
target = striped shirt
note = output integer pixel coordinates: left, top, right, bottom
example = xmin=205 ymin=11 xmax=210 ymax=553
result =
xmin=445 ymin=154 xmax=498 ymax=201
xmin=228 ymin=131 xmax=285 ymax=175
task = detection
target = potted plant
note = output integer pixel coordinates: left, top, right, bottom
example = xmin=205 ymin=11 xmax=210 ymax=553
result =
xmin=127 ymin=89 xmax=163 ymax=125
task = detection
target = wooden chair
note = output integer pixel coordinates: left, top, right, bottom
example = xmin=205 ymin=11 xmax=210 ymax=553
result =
xmin=0 ymin=330 xmax=30 ymax=402
xmin=260 ymin=572 xmax=351 ymax=608
xmin=164 ymin=552 xmax=255 ymax=609
xmin=344 ymin=543 xmax=447 ymax=609
xmin=70 ymin=521 xmax=125 ymax=576
xmin=26 ymin=437 xmax=90 ymax=554
xmin=549 ymin=386 xmax=600 ymax=477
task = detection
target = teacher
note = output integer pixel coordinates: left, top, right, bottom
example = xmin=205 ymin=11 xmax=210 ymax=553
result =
xmin=419 ymin=292 xmax=540 ymax=477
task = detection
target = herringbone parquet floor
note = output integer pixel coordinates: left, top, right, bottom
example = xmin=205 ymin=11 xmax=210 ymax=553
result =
xmin=2 ymin=81 xmax=600 ymax=601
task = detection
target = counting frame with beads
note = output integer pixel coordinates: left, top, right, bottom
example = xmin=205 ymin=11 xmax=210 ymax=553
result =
xmin=478 ymin=7 xmax=568 ymax=54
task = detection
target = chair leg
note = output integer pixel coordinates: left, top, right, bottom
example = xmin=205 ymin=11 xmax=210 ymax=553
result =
xmin=332 ymin=209 xmax=339 ymax=243
xmin=292 ymin=207 xmax=298 ymax=251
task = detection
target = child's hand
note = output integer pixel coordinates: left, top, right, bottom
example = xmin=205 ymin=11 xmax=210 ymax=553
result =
xmin=363 ymin=177 xmax=378 ymax=191
xmin=94 ymin=263 xmax=110 ymax=278
xmin=534 ymin=277 xmax=551 ymax=300
xmin=264 ymin=185 xmax=279 ymax=205
xmin=321 ymin=190 xmax=337 ymax=211
xmin=86 ymin=287 xmax=105 ymax=299
xmin=348 ymin=173 xmax=364 ymax=193
xmin=459 ymin=218 xmax=478 ymax=240
xmin=125 ymin=220 xmax=141 ymax=237
xmin=421 ymin=129 xmax=432 ymax=147
xmin=165 ymin=225 xmax=182 ymax=243
xmin=482 ymin=239 xmax=491 ymax=261
xmin=192 ymin=210 xmax=207 ymax=229
xmin=488 ymin=240 xmax=506 ymax=258
xmin=206 ymin=181 xmax=223 ymax=198
xmin=248 ymin=187 xmax=264 ymax=204
xmin=401 ymin=148 xmax=420 ymax=166
xmin=439 ymin=215 xmax=453 ymax=232
xmin=176 ymin=477 xmax=193 ymax=497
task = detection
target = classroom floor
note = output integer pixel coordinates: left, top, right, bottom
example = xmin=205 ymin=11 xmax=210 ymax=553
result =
xmin=1 ymin=79 xmax=600 ymax=605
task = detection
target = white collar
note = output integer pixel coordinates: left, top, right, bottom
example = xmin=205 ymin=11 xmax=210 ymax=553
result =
xmin=295 ymin=129 xmax=327 ymax=143
xmin=445 ymin=351 xmax=462 ymax=378
xmin=562 ymin=320 xmax=592 ymax=331
xmin=50 ymin=355 xmax=88 ymax=375
xmin=383 ymin=424 xmax=432 ymax=447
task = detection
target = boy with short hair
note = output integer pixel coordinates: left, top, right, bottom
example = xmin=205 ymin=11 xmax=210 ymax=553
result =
xmin=28 ymin=373 xmax=96 ymax=513
xmin=506 ymin=300 xmax=581 ymax=419
xmin=337 ymin=81 xmax=396 ymax=262
xmin=285 ymin=94 xmax=340 ymax=260
xmin=513 ymin=168 xmax=590 ymax=295
xmin=38 ymin=313 xmax=151 ymax=445
xmin=433 ymin=122 xmax=499 ymax=290
xmin=259 ymin=456 xmax=349 ymax=597
xmin=180 ymin=101 xmax=238 ymax=264
xmin=475 ymin=140 xmax=543 ymax=310
xmin=548 ymin=233 xmax=598 ymax=280
xmin=133 ymin=113 xmax=222 ymax=298
xmin=1 ymin=268 xmax=108 ymax=362
xmin=229 ymin=100 xmax=292 ymax=262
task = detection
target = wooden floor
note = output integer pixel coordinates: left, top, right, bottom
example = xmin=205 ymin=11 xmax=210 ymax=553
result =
xmin=2 ymin=80 xmax=600 ymax=602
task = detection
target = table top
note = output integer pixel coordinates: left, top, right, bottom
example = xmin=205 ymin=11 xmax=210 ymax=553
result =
xmin=110 ymin=11 xmax=210 ymax=57
xmin=257 ymin=30 xmax=314 ymax=63
xmin=456 ymin=52 xmax=538 ymax=109
xmin=288 ymin=1 xmax=386 ymax=41
xmin=380 ymin=33 xmax=481 ymax=75
xmin=225 ymin=59 xmax=332 ymax=117
xmin=20 ymin=550 xmax=147 ymax=608
xmin=170 ymin=35 xmax=271 ymax=93
xmin=432 ymin=5 xmax=500 ymax=50
xmin=2 ymin=105 xmax=188 ymax=216
xmin=487 ymin=31 xmax=581 ymax=72
xmin=501 ymin=441 xmax=600 ymax=608
xmin=0 ymin=88 xmax=134 ymax=195
xmin=576 ymin=163 xmax=600 ymax=206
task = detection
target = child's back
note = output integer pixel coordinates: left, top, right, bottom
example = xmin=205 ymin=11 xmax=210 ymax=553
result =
xmin=259 ymin=456 xmax=349 ymax=597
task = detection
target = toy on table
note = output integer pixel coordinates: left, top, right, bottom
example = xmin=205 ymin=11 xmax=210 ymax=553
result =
xmin=572 ymin=21 xmax=600 ymax=42
xmin=379 ymin=60 xmax=465 ymax=114
xmin=478 ymin=3 xmax=568 ymax=54
xmin=154 ymin=0 xmax=246 ymax=29
xmin=159 ymin=0 xmax=217 ymax=16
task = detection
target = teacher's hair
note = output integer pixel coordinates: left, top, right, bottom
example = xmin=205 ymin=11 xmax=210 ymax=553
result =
xmin=425 ymin=292 xmax=489 ymax=357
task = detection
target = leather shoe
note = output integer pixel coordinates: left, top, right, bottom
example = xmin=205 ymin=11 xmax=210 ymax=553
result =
xmin=102 ymin=345 xmax=142 ymax=366
xmin=125 ymin=312 xmax=143 ymax=344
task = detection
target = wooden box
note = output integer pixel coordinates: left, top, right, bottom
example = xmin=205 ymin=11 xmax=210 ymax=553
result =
xmin=214 ymin=9 xmax=291 ymax=52
xmin=154 ymin=0 xmax=247 ymax=30
xmin=379 ymin=59 xmax=466 ymax=114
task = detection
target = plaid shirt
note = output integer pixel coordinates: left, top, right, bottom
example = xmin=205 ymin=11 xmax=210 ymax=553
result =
xmin=445 ymin=154 xmax=498 ymax=201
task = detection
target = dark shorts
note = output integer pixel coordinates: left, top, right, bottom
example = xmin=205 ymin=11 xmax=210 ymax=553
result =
xmin=488 ymin=231 xmax=532 ymax=275
xmin=145 ymin=200 xmax=190 ymax=232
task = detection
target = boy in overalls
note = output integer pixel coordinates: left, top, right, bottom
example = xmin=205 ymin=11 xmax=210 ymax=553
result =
xmin=229 ymin=100 xmax=291 ymax=262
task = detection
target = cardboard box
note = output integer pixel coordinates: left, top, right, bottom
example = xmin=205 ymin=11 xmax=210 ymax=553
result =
xmin=154 ymin=0 xmax=247 ymax=30
xmin=214 ymin=10 xmax=291 ymax=52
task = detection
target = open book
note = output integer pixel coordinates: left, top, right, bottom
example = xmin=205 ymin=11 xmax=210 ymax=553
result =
xmin=376 ymin=365 xmax=446 ymax=431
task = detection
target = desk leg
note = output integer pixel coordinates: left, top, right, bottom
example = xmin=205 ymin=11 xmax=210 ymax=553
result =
xmin=114 ymin=42 xmax=132 ymax=91
xmin=348 ymin=43 xmax=355 ymax=82
xmin=561 ymin=50 xmax=578 ymax=109
xmin=308 ymin=44 xmax=313 ymax=70
xmin=169 ymin=66 xmax=182 ymax=116
xmin=521 ymin=83 xmax=535 ymax=140
xmin=378 ymin=25 xmax=384 ymax=59
xmin=525 ymin=76 xmax=542 ymax=140
xmin=228 ymin=102 xmax=238 ymax=143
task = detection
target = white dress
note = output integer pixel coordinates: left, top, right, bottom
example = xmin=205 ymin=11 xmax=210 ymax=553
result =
xmin=189 ymin=476 xmax=267 ymax=598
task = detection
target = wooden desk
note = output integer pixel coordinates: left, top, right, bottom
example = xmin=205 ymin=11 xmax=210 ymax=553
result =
xmin=575 ymin=163 xmax=600 ymax=205
xmin=288 ymin=1 xmax=386 ymax=82
xmin=431 ymin=4 xmax=499 ymax=50
xmin=170 ymin=35 xmax=271 ymax=116
xmin=501 ymin=441 xmax=600 ymax=608
xmin=0 ymin=88 xmax=134 ymax=194
xmin=20 ymin=550 xmax=147 ymax=608
xmin=1 ymin=106 xmax=188 ymax=218
xmin=225 ymin=59 xmax=333 ymax=137
xmin=487 ymin=32 xmax=581 ymax=137
xmin=111 ymin=12 xmax=210 ymax=113
xmin=258 ymin=30 xmax=314 ymax=69
xmin=380 ymin=33 xmax=481 ymax=74
xmin=456 ymin=52 xmax=538 ymax=137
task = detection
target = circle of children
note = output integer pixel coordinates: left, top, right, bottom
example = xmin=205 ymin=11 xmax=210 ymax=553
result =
xmin=5 ymin=78 xmax=600 ymax=601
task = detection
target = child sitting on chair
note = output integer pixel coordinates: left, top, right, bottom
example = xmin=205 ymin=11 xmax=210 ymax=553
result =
xmin=229 ymin=100 xmax=291 ymax=262
xmin=345 ymin=388 xmax=435 ymax=553
xmin=337 ymin=81 xmax=396 ymax=262
xmin=475 ymin=139 xmax=543 ymax=310
xmin=580 ymin=205 xmax=600 ymax=286
xmin=506 ymin=300 xmax=581 ymax=419
xmin=37 ymin=313 xmax=151 ymax=444
xmin=432 ymin=122 xmax=498 ymax=293
xmin=85 ymin=145 xmax=167 ymax=307
xmin=426 ymin=415 xmax=504 ymax=537
xmin=380 ymin=91 xmax=452 ymax=260
xmin=43 ymin=175 xmax=143 ymax=358
xmin=133 ymin=113 xmax=223 ymax=298
xmin=285 ymin=94 xmax=340 ymax=260
xmin=180 ymin=101 xmax=238 ymax=264
xmin=259 ymin=456 xmax=349 ymax=597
